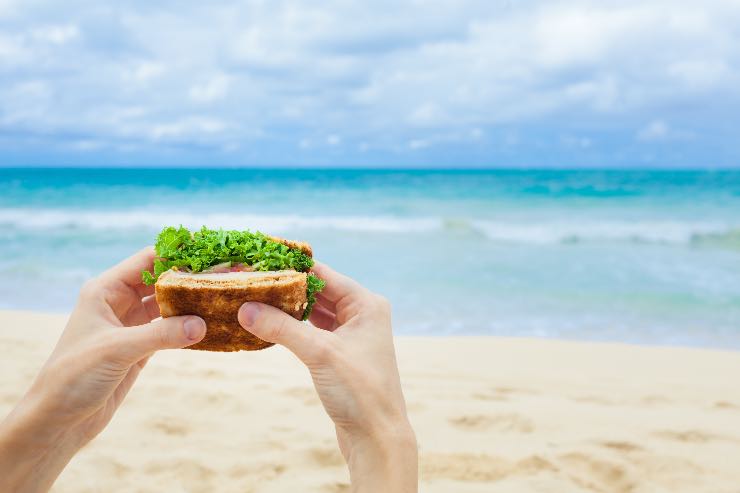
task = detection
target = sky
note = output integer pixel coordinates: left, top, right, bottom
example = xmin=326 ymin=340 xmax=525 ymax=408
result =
xmin=0 ymin=0 xmax=739 ymax=168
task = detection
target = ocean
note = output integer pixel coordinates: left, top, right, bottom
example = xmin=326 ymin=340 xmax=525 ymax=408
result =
xmin=1 ymin=168 xmax=739 ymax=348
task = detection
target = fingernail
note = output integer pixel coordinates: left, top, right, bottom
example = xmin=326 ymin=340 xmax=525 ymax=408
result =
xmin=183 ymin=317 xmax=206 ymax=341
xmin=238 ymin=303 xmax=260 ymax=328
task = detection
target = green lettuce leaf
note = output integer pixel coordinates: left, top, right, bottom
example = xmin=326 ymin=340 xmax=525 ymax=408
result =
xmin=141 ymin=226 xmax=325 ymax=319
xmin=303 ymin=273 xmax=327 ymax=320
xmin=141 ymin=226 xmax=314 ymax=285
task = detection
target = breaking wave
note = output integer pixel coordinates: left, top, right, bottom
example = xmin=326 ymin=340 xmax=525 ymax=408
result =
xmin=0 ymin=208 xmax=737 ymax=247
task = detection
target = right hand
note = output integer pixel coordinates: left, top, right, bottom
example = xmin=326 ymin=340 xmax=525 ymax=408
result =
xmin=238 ymin=262 xmax=418 ymax=492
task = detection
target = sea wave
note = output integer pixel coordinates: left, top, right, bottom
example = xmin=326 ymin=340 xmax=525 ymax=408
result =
xmin=0 ymin=208 xmax=737 ymax=247
xmin=0 ymin=208 xmax=439 ymax=234
xmin=470 ymin=220 xmax=739 ymax=246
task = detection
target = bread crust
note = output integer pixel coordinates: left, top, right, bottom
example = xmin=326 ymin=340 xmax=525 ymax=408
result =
xmin=155 ymin=271 xmax=308 ymax=351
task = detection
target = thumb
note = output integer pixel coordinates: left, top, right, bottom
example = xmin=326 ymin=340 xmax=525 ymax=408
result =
xmin=238 ymin=302 xmax=329 ymax=364
xmin=115 ymin=316 xmax=206 ymax=363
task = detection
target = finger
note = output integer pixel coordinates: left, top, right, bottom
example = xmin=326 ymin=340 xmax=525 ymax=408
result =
xmin=113 ymin=315 xmax=206 ymax=364
xmin=119 ymin=295 xmax=161 ymax=327
xmin=311 ymin=261 xmax=368 ymax=304
xmin=239 ymin=302 xmax=331 ymax=364
xmin=316 ymin=292 xmax=336 ymax=312
xmin=137 ymin=283 xmax=155 ymax=298
xmin=309 ymin=303 xmax=338 ymax=331
xmin=142 ymin=295 xmax=162 ymax=321
xmin=98 ymin=247 xmax=157 ymax=298
xmin=119 ymin=302 xmax=154 ymax=327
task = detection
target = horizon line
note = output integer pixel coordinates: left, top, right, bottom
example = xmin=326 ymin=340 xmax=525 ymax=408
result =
xmin=1 ymin=164 xmax=739 ymax=172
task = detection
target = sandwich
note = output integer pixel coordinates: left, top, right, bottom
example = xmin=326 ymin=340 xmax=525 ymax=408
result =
xmin=141 ymin=226 xmax=325 ymax=352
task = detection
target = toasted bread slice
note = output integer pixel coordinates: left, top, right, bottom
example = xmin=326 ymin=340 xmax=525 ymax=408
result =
xmin=155 ymin=270 xmax=308 ymax=351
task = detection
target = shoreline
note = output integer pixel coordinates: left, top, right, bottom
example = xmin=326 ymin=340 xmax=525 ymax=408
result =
xmin=2 ymin=309 xmax=738 ymax=354
xmin=2 ymin=310 xmax=740 ymax=492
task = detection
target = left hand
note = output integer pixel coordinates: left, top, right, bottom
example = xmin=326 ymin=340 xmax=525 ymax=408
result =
xmin=0 ymin=248 xmax=206 ymax=493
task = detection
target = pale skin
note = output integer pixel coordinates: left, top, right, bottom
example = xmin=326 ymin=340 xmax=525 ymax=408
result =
xmin=0 ymin=248 xmax=418 ymax=493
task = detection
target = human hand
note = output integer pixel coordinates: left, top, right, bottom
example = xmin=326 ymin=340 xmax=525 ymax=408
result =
xmin=238 ymin=262 xmax=418 ymax=492
xmin=0 ymin=248 xmax=206 ymax=493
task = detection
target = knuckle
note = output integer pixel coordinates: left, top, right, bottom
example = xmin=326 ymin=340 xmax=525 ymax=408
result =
xmin=267 ymin=316 xmax=289 ymax=342
xmin=154 ymin=323 xmax=173 ymax=348
xmin=312 ymin=335 xmax=339 ymax=363
xmin=79 ymin=278 xmax=101 ymax=300
xmin=372 ymin=294 xmax=392 ymax=313
xmin=377 ymin=294 xmax=391 ymax=309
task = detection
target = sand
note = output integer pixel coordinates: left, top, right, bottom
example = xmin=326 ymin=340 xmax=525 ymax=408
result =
xmin=1 ymin=310 xmax=740 ymax=493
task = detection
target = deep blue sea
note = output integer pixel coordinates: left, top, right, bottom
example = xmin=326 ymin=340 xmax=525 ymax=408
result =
xmin=1 ymin=168 xmax=739 ymax=348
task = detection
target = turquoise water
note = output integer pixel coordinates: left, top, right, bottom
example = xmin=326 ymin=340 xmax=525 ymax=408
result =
xmin=1 ymin=168 xmax=739 ymax=348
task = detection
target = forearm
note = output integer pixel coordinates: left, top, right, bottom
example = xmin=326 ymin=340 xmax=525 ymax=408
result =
xmin=346 ymin=421 xmax=418 ymax=493
xmin=0 ymin=396 xmax=82 ymax=493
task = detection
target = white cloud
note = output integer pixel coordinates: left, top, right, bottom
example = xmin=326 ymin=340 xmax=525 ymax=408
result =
xmin=668 ymin=60 xmax=730 ymax=89
xmin=637 ymin=120 xmax=669 ymax=141
xmin=0 ymin=80 xmax=52 ymax=125
xmin=0 ymin=0 xmax=18 ymax=17
xmin=0 ymin=0 xmax=737 ymax=164
xmin=562 ymin=135 xmax=593 ymax=148
xmin=563 ymin=76 xmax=620 ymax=111
xmin=337 ymin=1 xmax=740 ymax=132
xmin=408 ymin=139 xmax=430 ymax=150
xmin=0 ymin=33 xmax=25 ymax=63
xmin=127 ymin=61 xmax=166 ymax=83
xmin=533 ymin=7 xmax=646 ymax=67
xmin=189 ymin=74 xmax=231 ymax=103
xmin=408 ymin=102 xmax=445 ymax=126
xmin=150 ymin=117 xmax=227 ymax=140
xmin=69 ymin=139 xmax=104 ymax=151
xmin=11 ymin=80 xmax=50 ymax=98
xmin=30 ymin=25 xmax=79 ymax=44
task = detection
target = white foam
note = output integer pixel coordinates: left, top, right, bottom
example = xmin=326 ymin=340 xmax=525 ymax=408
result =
xmin=0 ymin=208 xmax=439 ymax=234
xmin=470 ymin=219 xmax=730 ymax=244
xmin=0 ymin=207 xmax=734 ymax=245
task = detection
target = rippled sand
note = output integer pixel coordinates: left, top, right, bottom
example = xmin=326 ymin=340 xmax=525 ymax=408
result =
xmin=1 ymin=311 xmax=739 ymax=492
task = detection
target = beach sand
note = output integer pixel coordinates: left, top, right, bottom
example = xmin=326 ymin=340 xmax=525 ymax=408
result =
xmin=1 ymin=310 xmax=739 ymax=492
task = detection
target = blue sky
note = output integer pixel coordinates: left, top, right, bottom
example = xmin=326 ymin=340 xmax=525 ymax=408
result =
xmin=0 ymin=0 xmax=739 ymax=168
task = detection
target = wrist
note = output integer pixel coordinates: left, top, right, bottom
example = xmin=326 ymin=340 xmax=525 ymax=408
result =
xmin=0 ymin=393 xmax=83 ymax=492
xmin=345 ymin=419 xmax=418 ymax=493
